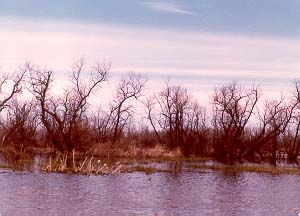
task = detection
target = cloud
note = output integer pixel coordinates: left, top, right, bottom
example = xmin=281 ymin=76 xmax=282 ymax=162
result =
xmin=1 ymin=17 xmax=299 ymax=76
xmin=0 ymin=16 xmax=299 ymax=102
xmin=141 ymin=1 xmax=195 ymax=15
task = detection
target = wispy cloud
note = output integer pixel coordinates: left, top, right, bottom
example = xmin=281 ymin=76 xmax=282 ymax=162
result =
xmin=0 ymin=16 xmax=299 ymax=101
xmin=141 ymin=1 xmax=195 ymax=15
xmin=1 ymin=17 xmax=299 ymax=75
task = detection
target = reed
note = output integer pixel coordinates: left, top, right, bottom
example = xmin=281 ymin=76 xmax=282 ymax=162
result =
xmin=42 ymin=152 xmax=122 ymax=175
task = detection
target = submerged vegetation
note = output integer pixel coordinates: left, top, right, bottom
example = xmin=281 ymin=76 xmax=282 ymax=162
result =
xmin=0 ymin=59 xmax=300 ymax=173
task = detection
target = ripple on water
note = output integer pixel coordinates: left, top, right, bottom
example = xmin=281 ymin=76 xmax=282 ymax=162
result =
xmin=0 ymin=170 xmax=299 ymax=215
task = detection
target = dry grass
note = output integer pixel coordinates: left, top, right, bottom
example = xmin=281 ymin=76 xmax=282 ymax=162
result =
xmin=42 ymin=151 xmax=122 ymax=175
xmin=89 ymin=142 xmax=182 ymax=159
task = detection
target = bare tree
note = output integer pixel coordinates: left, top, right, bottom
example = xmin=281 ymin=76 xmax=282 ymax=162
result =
xmin=145 ymin=83 xmax=208 ymax=155
xmin=212 ymin=82 xmax=259 ymax=162
xmin=0 ymin=100 xmax=39 ymax=151
xmin=246 ymin=97 xmax=295 ymax=165
xmin=27 ymin=59 xmax=110 ymax=152
xmin=145 ymin=97 xmax=162 ymax=144
xmin=284 ymin=80 xmax=300 ymax=162
xmin=108 ymin=73 xmax=147 ymax=144
xmin=0 ymin=70 xmax=25 ymax=112
xmin=156 ymin=84 xmax=191 ymax=149
xmin=0 ymin=70 xmax=26 ymax=151
xmin=90 ymin=108 xmax=113 ymax=143
xmin=185 ymin=101 xmax=208 ymax=155
xmin=147 ymin=83 xmax=192 ymax=151
xmin=266 ymin=99 xmax=294 ymax=164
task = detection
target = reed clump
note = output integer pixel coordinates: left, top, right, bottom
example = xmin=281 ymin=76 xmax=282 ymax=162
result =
xmin=42 ymin=151 xmax=122 ymax=175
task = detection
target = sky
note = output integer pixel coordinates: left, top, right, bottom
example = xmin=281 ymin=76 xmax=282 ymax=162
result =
xmin=0 ymin=0 xmax=300 ymax=105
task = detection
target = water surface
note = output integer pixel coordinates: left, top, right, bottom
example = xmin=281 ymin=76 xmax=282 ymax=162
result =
xmin=0 ymin=168 xmax=299 ymax=216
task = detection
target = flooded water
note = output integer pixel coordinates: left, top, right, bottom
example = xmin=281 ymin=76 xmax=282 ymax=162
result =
xmin=0 ymin=157 xmax=299 ymax=215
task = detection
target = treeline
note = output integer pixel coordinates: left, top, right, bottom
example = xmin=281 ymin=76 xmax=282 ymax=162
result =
xmin=0 ymin=60 xmax=300 ymax=165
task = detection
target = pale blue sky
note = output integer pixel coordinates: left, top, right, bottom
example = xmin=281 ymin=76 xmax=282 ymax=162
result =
xmin=0 ymin=0 xmax=299 ymax=37
xmin=0 ymin=0 xmax=300 ymax=103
